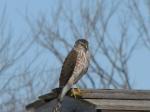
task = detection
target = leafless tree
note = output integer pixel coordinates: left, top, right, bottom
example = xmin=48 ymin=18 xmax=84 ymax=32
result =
xmin=0 ymin=6 xmax=37 ymax=112
xmin=128 ymin=0 xmax=150 ymax=51
xmin=27 ymin=0 xmax=140 ymax=90
xmin=1 ymin=0 xmax=149 ymax=112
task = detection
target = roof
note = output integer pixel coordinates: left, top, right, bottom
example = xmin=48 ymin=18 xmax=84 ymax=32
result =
xmin=26 ymin=88 xmax=150 ymax=111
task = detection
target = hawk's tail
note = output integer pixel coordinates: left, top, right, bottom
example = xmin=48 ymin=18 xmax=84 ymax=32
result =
xmin=52 ymin=100 xmax=62 ymax=112
xmin=52 ymin=85 xmax=71 ymax=112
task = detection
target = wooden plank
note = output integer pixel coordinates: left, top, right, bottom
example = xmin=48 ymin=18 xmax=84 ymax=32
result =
xmin=80 ymin=89 xmax=150 ymax=100
xmin=52 ymin=88 xmax=150 ymax=100
xmin=26 ymin=100 xmax=45 ymax=110
xmin=85 ymin=99 xmax=150 ymax=110
xmin=80 ymin=89 xmax=150 ymax=93
xmin=38 ymin=92 xmax=58 ymax=101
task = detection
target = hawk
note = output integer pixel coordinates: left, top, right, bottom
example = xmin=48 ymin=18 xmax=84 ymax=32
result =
xmin=53 ymin=39 xmax=90 ymax=112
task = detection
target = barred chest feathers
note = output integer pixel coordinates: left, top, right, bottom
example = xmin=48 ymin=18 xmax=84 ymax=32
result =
xmin=76 ymin=48 xmax=89 ymax=74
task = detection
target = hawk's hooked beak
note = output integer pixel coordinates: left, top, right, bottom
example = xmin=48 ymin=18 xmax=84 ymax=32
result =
xmin=85 ymin=44 xmax=88 ymax=50
xmin=86 ymin=45 xmax=88 ymax=49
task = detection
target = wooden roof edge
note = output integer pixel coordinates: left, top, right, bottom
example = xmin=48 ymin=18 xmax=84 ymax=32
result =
xmin=26 ymin=100 xmax=45 ymax=110
xmin=52 ymin=88 xmax=150 ymax=93
xmin=51 ymin=88 xmax=150 ymax=100
xmin=26 ymin=88 xmax=150 ymax=109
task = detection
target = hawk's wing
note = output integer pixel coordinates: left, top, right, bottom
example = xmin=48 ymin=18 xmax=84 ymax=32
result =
xmin=59 ymin=49 xmax=77 ymax=87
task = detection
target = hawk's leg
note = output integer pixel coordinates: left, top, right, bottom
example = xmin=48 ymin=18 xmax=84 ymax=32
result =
xmin=70 ymin=87 xmax=81 ymax=98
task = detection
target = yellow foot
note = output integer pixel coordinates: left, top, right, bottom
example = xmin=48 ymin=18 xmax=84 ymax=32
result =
xmin=70 ymin=88 xmax=81 ymax=98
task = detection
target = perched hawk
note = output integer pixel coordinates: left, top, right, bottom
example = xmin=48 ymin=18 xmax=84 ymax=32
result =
xmin=53 ymin=39 xmax=90 ymax=112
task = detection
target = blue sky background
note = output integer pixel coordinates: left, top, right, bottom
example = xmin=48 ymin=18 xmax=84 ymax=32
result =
xmin=0 ymin=0 xmax=150 ymax=90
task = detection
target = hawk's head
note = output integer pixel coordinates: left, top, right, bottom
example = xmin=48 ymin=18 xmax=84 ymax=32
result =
xmin=75 ymin=39 xmax=89 ymax=51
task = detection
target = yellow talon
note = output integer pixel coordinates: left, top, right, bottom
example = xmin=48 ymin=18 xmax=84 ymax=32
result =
xmin=70 ymin=88 xmax=76 ymax=99
xmin=70 ymin=87 xmax=81 ymax=98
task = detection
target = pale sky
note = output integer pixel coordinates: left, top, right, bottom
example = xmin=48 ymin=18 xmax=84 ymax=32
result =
xmin=0 ymin=0 xmax=150 ymax=90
